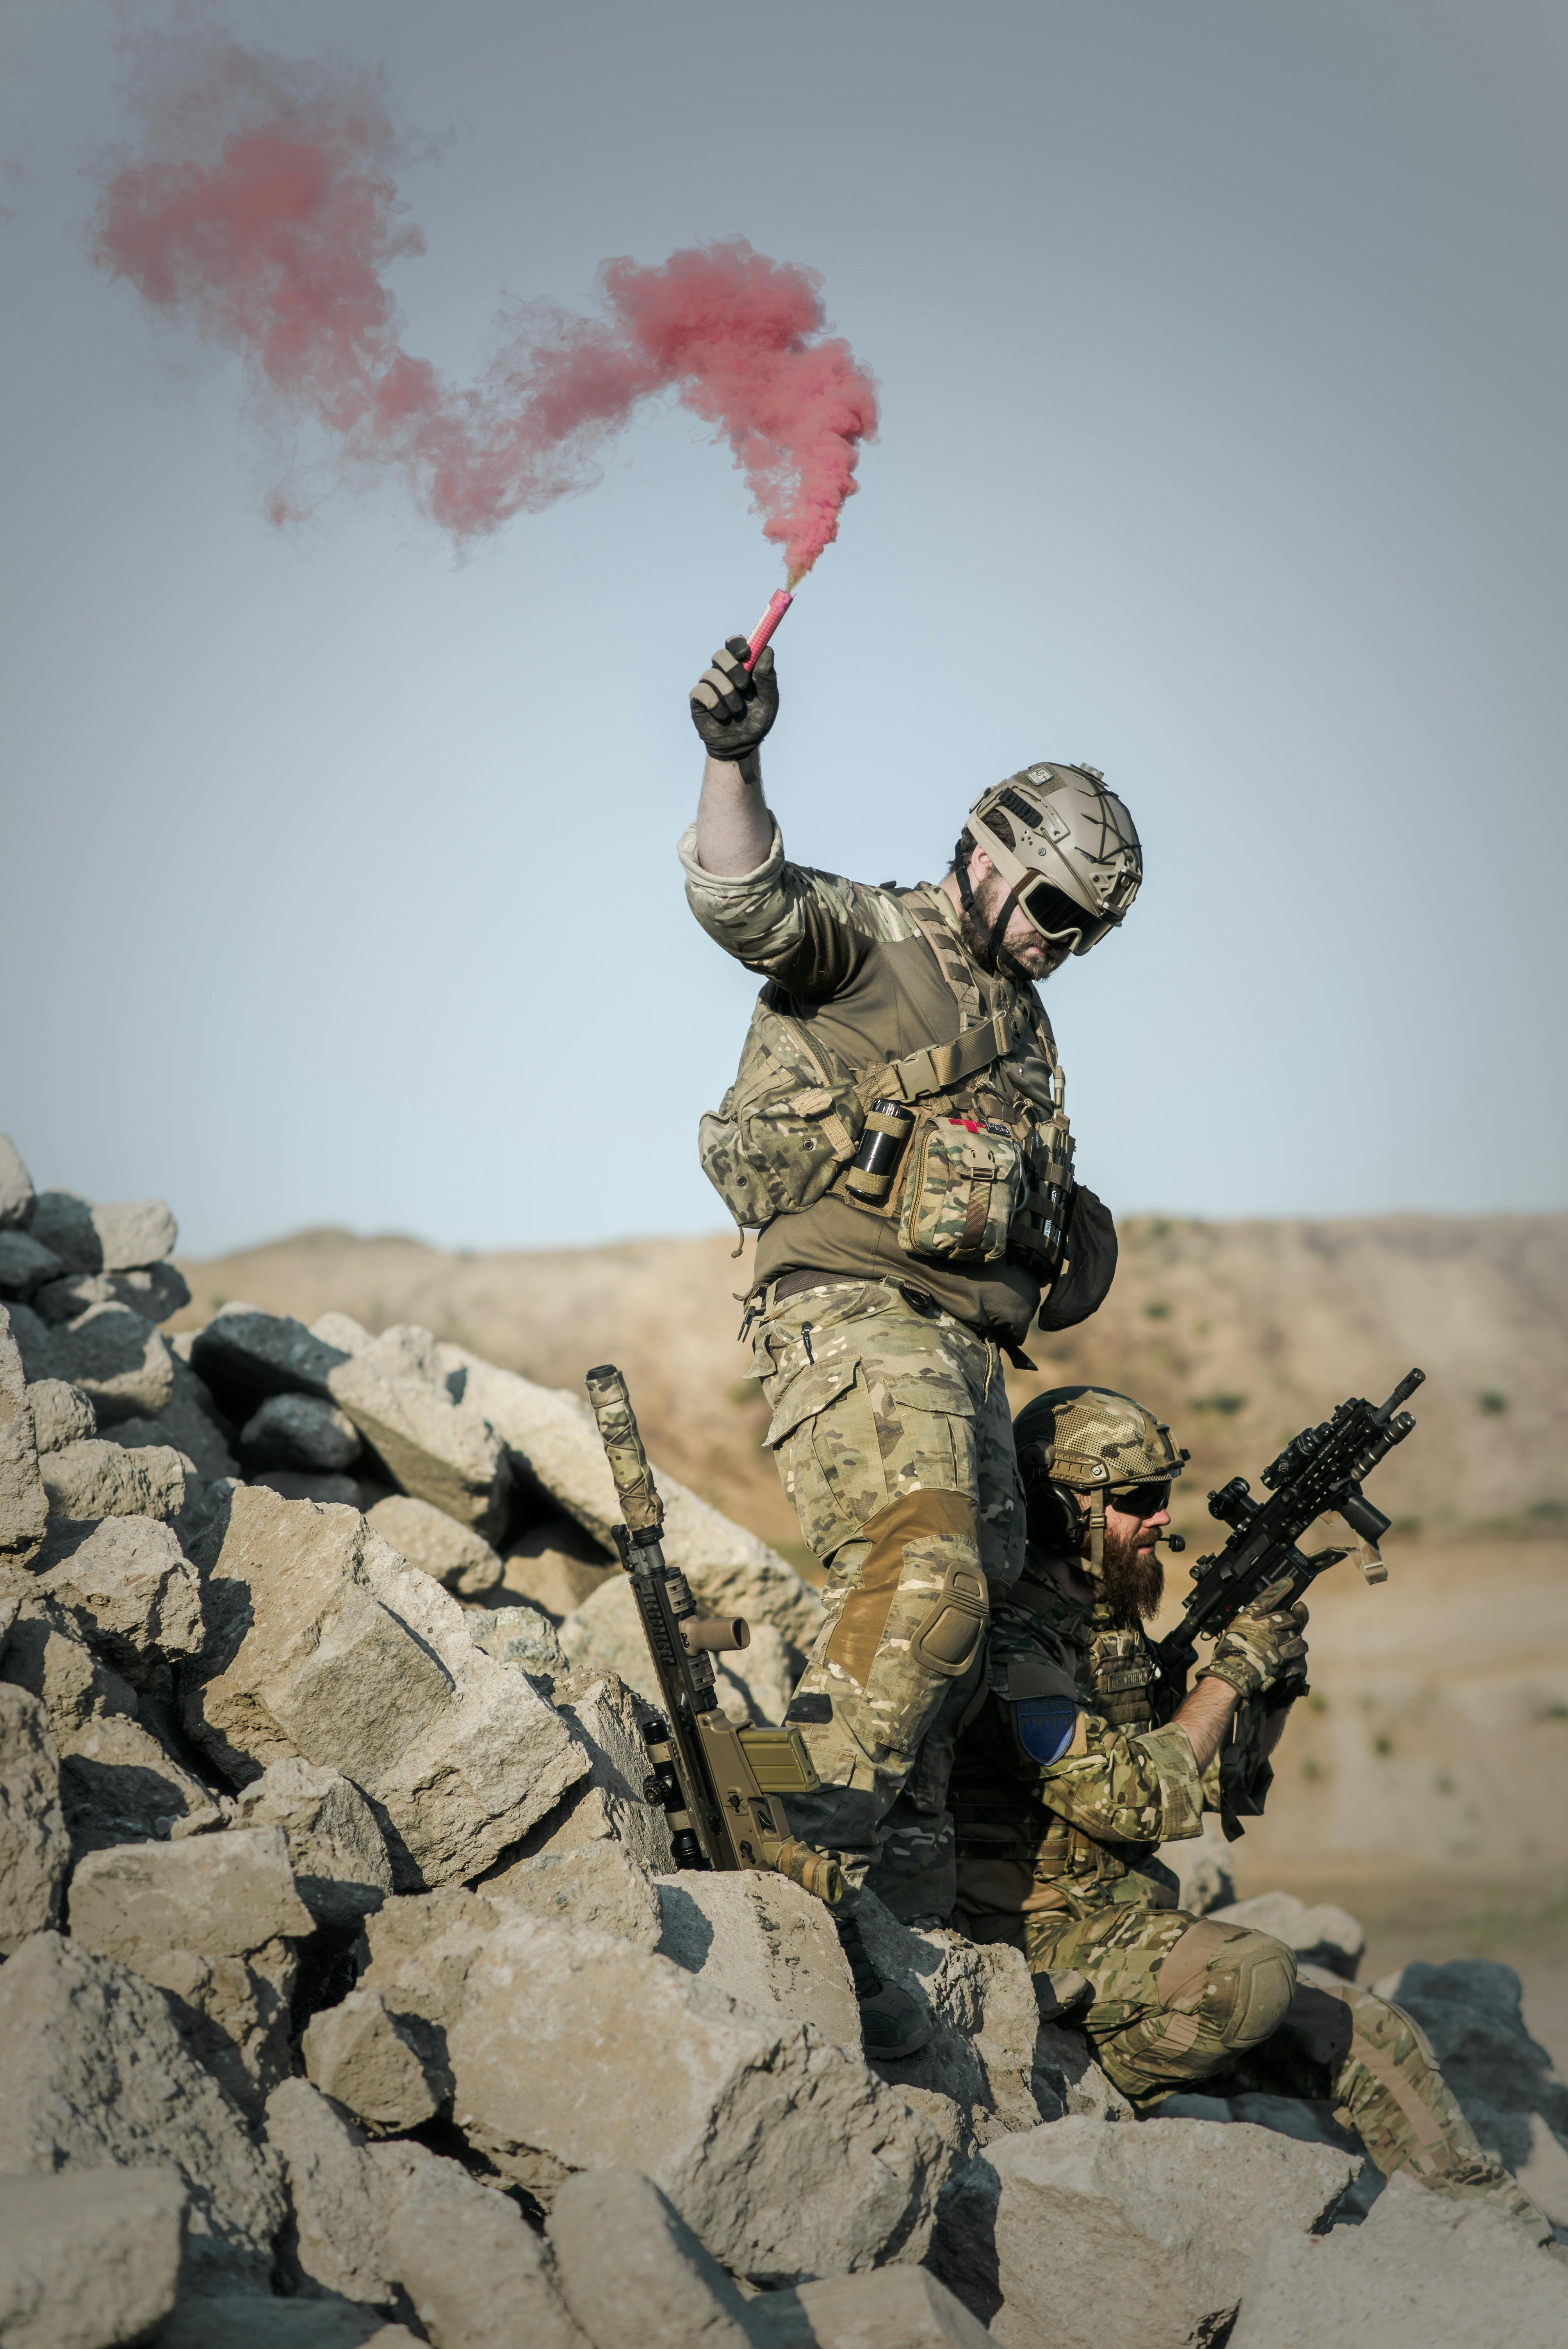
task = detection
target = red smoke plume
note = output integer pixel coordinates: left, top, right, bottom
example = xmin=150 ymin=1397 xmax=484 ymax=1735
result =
xmin=93 ymin=46 xmax=878 ymax=578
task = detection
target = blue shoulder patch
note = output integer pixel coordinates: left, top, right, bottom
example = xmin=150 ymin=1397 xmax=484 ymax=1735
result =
xmin=1014 ymin=1695 xmax=1078 ymax=1765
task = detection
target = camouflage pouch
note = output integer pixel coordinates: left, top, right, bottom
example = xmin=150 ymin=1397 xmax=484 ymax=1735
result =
xmin=898 ymin=1116 xmax=1025 ymax=1264
xmin=698 ymin=991 xmax=864 ymax=1233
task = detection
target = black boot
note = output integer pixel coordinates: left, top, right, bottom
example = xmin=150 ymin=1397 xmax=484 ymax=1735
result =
xmin=836 ymin=1912 xmax=933 ymax=2061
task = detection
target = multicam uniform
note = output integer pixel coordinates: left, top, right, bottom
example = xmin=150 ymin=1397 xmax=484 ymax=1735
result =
xmin=951 ymin=1574 xmax=1552 ymax=2234
xmin=680 ymin=817 xmax=1088 ymax=1913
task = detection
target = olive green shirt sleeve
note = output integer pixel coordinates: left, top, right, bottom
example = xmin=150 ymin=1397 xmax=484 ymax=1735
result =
xmin=1035 ymin=1718 xmax=1207 ymax=1845
xmin=677 ymin=820 xmax=882 ymax=1000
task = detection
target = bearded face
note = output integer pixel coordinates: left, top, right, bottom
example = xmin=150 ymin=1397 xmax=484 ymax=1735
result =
xmin=1081 ymin=1503 xmax=1166 ymax=1626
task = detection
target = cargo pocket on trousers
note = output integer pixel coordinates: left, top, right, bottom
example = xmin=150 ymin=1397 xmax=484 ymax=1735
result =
xmin=909 ymin=1557 xmax=990 ymax=1678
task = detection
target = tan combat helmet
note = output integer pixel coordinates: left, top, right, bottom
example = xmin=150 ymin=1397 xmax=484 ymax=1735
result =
xmin=964 ymin=766 xmax=1142 ymax=955
xmin=1014 ymin=1386 xmax=1186 ymax=1575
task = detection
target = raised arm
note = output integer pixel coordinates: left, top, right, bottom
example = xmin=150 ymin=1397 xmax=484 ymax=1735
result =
xmin=690 ymin=635 xmax=778 ymax=876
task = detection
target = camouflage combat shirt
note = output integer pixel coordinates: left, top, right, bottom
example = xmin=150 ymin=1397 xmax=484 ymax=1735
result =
xmin=679 ymin=819 xmax=1060 ymax=1342
xmin=951 ymin=1570 xmax=1215 ymax=1924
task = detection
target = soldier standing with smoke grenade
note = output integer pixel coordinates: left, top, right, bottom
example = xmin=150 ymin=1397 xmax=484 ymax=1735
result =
xmin=948 ymin=1386 xmax=1554 ymax=2240
xmin=682 ymin=632 xmax=1142 ymax=2057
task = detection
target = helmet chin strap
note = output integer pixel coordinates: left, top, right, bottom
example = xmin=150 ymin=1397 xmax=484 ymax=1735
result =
xmin=1089 ymin=1491 xmax=1105 ymax=1577
xmin=953 ymin=837 xmax=1021 ymax=975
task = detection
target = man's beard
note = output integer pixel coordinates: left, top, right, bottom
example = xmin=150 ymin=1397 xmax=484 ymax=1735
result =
xmin=957 ymin=875 xmax=1048 ymax=985
xmin=1094 ymin=1522 xmax=1165 ymax=1627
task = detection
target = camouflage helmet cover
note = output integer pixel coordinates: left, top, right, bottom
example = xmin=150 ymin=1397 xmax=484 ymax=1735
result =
xmin=1014 ymin=1385 xmax=1186 ymax=1494
xmin=966 ymin=765 xmax=1142 ymax=955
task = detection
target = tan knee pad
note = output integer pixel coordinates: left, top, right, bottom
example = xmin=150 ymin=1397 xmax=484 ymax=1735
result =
xmin=1158 ymin=1923 xmax=1298 ymax=2058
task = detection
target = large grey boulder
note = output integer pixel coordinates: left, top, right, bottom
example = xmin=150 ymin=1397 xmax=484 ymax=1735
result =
xmin=502 ymin=1515 xmax=618 ymax=1618
xmin=929 ymin=2116 xmax=1356 ymax=2347
xmin=1213 ymin=1890 xmax=1365 ymax=1981
xmin=447 ymin=1352 xmax=824 ymax=1652
xmin=656 ymin=1870 xmax=860 ymax=2048
xmin=0 ymin=2166 xmax=188 ymax=2349
xmin=0 ymin=1231 xmax=64 ymax=1301
xmin=38 ymin=1438 xmax=186 ymax=1523
xmin=7 ymin=1301 xmax=175 ymax=1425
xmin=547 ymin=2167 xmax=755 ymax=2349
xmin=266 ymin=2079 xmax=582 ymax=2348
xmin=234 ymin=1756 xmax=394 ymax=1930
xmin=1230 ymin=2169 xmax=1568 ymax=2348
xmin=191 ymin=1306 xmax=349 ymax=1403
xmin=510 ymin=1670 xmax=675 ymax=1875
xmin=68 ymin=1827 xmax=314 ymax=2115
xmin=30 ymin=1515 xmax=201 ymax=1675
xmin=28 ymin=1194 xmax=178 ymax=1274
xmin=0 ymin=1684 xmax=66 ymax=1952
xmin=485 ymin=1841 xmax=664 ymax=1951
xmin=34 ymin=1263 xmax=191 ymax=1326
xmin=301 ymin=1989 xmax=444 ymax=2136
xmin=0 ymin=1137 xmax=34 ymax=1230
xmin=0 ymin=1311 xmax=47 ymax=1566
xmin=753 ymin=2268 xmax=994 ymax=2349
xmin=1372 ymin=1958 xmax=1568 ymax=2227
xmin=241 ymin=1392 xmax=362 ymax=1473
xmin=328 ymin=1335 xmax=511 ymax=1540
xmin=24 ymin=1379 xmax=96 ymax=1453
xmin=0 ymin=1932 xmax=285 ymax=2287
xmin=358 ymin=1898 xmax=948 ymax=2280
xmin=181 ymin=1486 xmax=586 ymax=1887
xmin=367 ymin=1492 xmax=503 ymax=1595
xmin=856 ymin=1893 xmax=1057 ymax=2145
xmin=0 ymin=1604 xmax=225 ymax=1853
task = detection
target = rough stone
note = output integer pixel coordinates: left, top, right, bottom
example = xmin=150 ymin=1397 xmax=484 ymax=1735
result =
xmin=157 ymin=1353 xmax=242 ymax=1477
xmin=234 ymin=1757 xmax=394 ymax=1931
xmin=0 ymin=1232 xmax=64 ymax=1301
xmin=0 ymin=1138 xmax=34 ymax=1231
xmin=364 ymin=1902 xmax=948 ymax=2280
xmin=191 ymin=1307 xmax=350 ymax=1406
xmin=469 ymin=1601 xmax=568 ymax=1676
xmin=561 ymin=1574 xmax=793 ymax=1728
xmin=250 ymin=1469 xmax=362 ymax=1506
xmin=929 ymin=2116 xmax=1356 ymax=2348
xmin=367 ymin=1492 xmax=502 ymax=1594
xmin=0 ymin=1932 xmax=285 ymax=2287
xmin=753 ymin=2268 xmax=994 ymax=2349
xmin=0 ymin=2166 xmax=188 ymax=2349
xmin=1229 ymin=2169 xmax=1568 ymax=2348
xmin=526 ymin=1780 xmax=677 ymax=1873
xmin=27 ymin=1194 xmax=178 ymax=1274
xmin=857 ymin=1894 xmax=1055 ymax=2144
xmin=1157 ymin=1815 xmax=1236 ymax=1917
xmin=159 ymin=2297 xmax=420 ymax=2347
xmin=1155 ymin=2088 xmax=1384 ymax=2223
xmin=657 ymin=1870 xmax=861 ymax=2047
xmin=548 ymin=2166 xmax=756 ymax=2349
xmin=34 ymin=1263 xmax=192 ymax=1327
xmin=1371 ymin=1958 xmax=1568 ymax=2228
xmin=311 ymin=1310 xmax=373 ymax=1353
xmin=484 ymin=1841 xmax=664 ymax=1950
xmin=1213 ymin=1890 xmax=1365 ymax=1981
xmin=265 ymin=2080 xmax=581 ymax=2347
xmin=38 ymin=1437 xmax=186 ymax=1523
xmin=502 ymin=1514 xmax=618 ymax=1618
xmin=8 ymin=1301 xmax=175 ymax=1426
xmin=326 ymin=1347 xmax=511 ymax=1541
xmin=30 ymin=1515 xmax=201 ymax=1675
xmin=0 ymin=1316 xmax=47 ymax=1565
xmin=24 ymin=1379 xmax=96 ymax=1453
xmin=181 ymin=1486 xmax=586 ymax=1887
xmin=302 ymin=1988 xmax=443 ymax=2136
xmin=0 ymin=1684 xmax=67 ymax=1952
xmin=515 ymin=1671 xmax=674 ymax=1874
xmin=68 ymin=1823 xmax=313 ymax=1964
xmin=242 ymin=1392 xmax=362 ymax=1473
xmin=447 ymin=1353 xmax=823 ymax=1652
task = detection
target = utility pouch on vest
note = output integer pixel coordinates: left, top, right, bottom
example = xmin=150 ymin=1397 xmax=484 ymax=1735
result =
xmin=899 ymin=1116 xmax=1025 ymax=1264
xmin=698 ymin=994 xmax=864 ymax=1234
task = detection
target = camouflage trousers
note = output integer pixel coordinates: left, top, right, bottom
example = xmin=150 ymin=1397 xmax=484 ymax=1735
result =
xmin=752 ymin=1278 xmax=1025 ymax=1919
xmin=1009 ymin=1902 xmax=1550 ymax=2236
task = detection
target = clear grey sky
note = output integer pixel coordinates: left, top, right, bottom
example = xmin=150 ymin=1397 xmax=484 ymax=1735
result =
xmin=2 ymin=0 xmax=1564 ymax=1254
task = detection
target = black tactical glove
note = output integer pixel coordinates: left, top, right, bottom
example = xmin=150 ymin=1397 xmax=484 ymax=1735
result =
xmin=690 ymin=637 xmax=778 ymax=763
xmin=1036 ymin=1185 xmax=1117 ymax=1332
xmin=1197 ymin=1599 xmax=1310 ymax=1702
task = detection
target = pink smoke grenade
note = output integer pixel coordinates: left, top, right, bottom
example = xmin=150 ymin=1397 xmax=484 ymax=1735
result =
xmin=744 ymin=588 xmax=793 ymax=672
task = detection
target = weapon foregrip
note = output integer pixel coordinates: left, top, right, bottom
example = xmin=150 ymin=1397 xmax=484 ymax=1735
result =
xmin=585 ymin=1364 xmax=665 ymax=1538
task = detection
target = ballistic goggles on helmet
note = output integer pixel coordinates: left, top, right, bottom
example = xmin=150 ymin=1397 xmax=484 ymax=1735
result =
xmin=966 ymin=766 xmax=1143 ymax=955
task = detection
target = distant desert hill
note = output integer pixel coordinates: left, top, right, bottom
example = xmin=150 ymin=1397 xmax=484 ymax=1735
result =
xmin=174 ymin=1212 xmax=1568 ymax=1555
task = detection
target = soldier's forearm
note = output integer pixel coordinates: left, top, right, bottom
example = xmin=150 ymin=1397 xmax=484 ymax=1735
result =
xmin=694 ymin=752 xmax=772 ymax=876
xmin=1172 ymin=1675 xmax=1242 ymax=1775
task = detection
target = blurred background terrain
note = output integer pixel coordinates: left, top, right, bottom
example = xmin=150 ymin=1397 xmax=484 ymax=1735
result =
xmin=172 ymin=1209 xmax=1568 ymax=2064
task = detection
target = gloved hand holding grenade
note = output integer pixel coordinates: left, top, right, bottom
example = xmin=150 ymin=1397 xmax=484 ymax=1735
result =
xmin=690 ymin=637 xmax=779 ymax=764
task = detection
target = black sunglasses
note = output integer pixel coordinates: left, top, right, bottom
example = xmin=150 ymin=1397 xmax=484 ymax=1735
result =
xmin=1021 ymin=877 xmax=1115 ymax=947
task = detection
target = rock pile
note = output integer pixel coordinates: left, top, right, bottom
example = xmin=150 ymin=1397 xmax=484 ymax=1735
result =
xmin=2 ymin=1136 xmax=1565 ymax=2347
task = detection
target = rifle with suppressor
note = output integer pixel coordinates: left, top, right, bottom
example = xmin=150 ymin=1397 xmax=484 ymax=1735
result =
xmin=1150 ymin=1368 xmax=1424 ymax=1750
xmin=584 ymin=1364 xmax=843 ymax=1907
